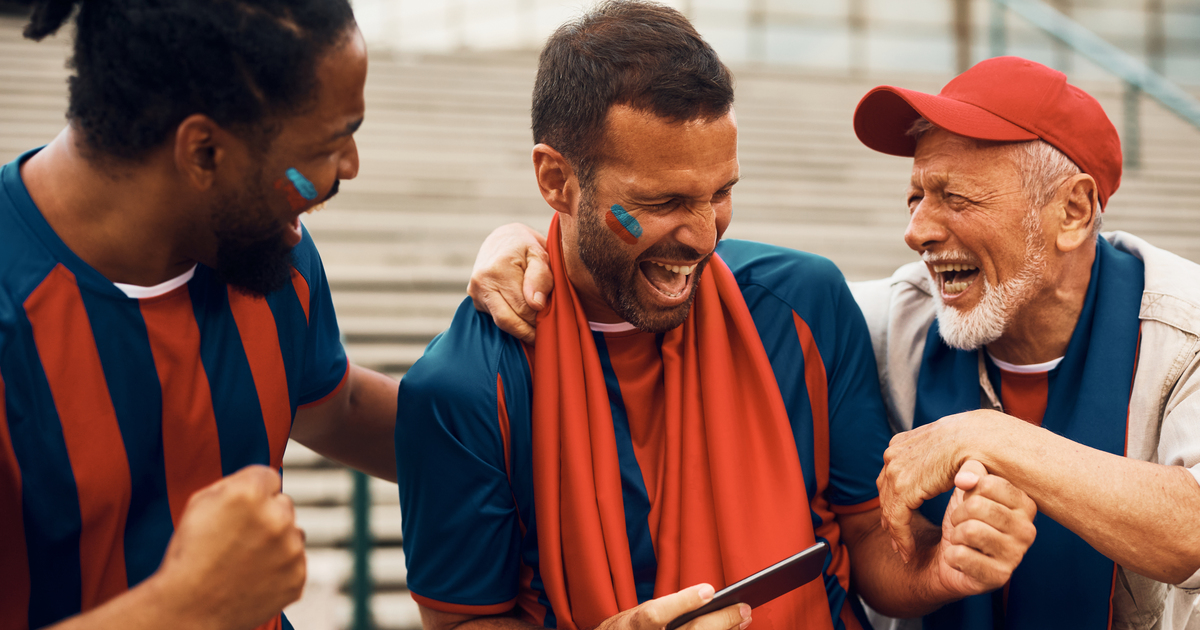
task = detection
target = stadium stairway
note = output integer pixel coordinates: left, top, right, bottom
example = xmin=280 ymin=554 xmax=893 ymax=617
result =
xmin=4 ymin=14 xmax=1200 ymax=630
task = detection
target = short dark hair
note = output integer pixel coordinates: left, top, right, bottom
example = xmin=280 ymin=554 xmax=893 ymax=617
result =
xmin=21 ymin=0 xmax=356 ymax=161
xmin=531 ymin=0 xmax=734 ymax=182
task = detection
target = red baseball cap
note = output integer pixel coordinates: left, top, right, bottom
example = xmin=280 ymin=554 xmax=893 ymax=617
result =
xmin=853 ymin=56 xmax=1122 ymax=210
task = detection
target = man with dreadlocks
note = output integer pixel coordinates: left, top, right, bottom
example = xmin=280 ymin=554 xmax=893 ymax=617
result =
xmin=0 ymin=1 xmax=399 ymax=629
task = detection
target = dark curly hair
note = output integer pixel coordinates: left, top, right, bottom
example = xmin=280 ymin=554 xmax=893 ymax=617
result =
xmin=532 ymin=0 xmax=734 ymax=185
xmin=19 ymin=0 xmax=356 ymax=161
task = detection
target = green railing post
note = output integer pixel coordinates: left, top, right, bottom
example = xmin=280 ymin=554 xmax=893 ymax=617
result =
xmin=1124 ymin=82 xmax=1142 ymax=170
xmin=352 ymin=469 xmax=373 ymax=630
xmin=989 ymin=1 xmax=1007 ymax=58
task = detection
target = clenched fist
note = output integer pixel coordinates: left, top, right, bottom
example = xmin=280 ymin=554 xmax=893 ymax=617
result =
xmin=156 ymin=465 xmax=307 ymax=630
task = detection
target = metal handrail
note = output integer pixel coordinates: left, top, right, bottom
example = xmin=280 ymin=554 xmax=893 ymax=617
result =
xmin=989 ymin=0 xmax=1200 ymax=168
xmin=352 ymin=469 xmax=374 ymax=630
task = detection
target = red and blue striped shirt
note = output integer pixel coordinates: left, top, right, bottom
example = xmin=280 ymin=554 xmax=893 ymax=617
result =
xmin=0 ymin=150 xmax=348 ymax=630
xmin=396 ymin=240 xmax=891 ymax=630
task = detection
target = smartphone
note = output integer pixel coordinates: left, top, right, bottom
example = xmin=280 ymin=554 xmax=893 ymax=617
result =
xmin=664 ymin=541 xmax=829 ymax=630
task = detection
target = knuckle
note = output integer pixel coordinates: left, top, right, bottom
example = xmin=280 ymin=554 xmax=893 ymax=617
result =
xmin=631 ymin=606 xmax=656 ymax=628
xmin=1020 ymin=522 xmax=1038 ymax=545
xmin=961 ymin=495 xmax=989 ymax=517
xmin=977 ymin=475 xmax=1003 ymax=494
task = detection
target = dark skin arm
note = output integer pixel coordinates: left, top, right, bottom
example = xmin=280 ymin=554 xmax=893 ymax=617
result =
xmin=42 ymin=466 xmax=306 ymax=630
xmin=290 ymin=363 xmax=399 ymax=481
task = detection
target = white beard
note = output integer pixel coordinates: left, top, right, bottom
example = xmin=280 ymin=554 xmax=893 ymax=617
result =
xmin=930 ymin=216 xmax=1048 ymax=351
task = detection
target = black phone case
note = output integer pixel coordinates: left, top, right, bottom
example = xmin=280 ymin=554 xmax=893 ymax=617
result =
xmin=664 ymin=541 xmax=830 ymax=630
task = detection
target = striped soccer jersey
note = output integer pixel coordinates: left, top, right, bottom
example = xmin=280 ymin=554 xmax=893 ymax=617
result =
xmin=397 ymin=240 xmax=892 ymax=630
xmin=0 ymin=150 xmax=348 ymax=629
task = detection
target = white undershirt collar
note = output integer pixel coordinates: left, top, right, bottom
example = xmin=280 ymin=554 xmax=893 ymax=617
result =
xmin=112 ymin=265 xmax=197 ymax=299
xmin=987 ymin=351 xmax=1064 ymax=374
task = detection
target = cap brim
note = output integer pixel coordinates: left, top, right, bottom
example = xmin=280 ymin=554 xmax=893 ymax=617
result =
xmin=853 ymin=86 xmax=1038 ymax=157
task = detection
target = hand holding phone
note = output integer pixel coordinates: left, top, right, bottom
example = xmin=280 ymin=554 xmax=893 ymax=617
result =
xmin=664 ymin=541 xmax=829 ymax=630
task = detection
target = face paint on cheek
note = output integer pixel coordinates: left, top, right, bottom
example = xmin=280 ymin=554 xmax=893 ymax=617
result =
xmin=604 ymin=204 xmax=642 ymax=245
xmin=273 ymin=168 xmax=319 ymax=211
xmin=286 ymin=168 xmax=318 ymax=200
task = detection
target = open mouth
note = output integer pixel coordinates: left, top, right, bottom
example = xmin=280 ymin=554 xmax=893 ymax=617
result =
xmin=932 ymin=262 xmax=980 ymax=297
xmin=639 ymin=260 xmax=697 ymax=299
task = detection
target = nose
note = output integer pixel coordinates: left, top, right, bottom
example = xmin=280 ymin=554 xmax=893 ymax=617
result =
xmin=338 ymin=137 xmax=360 ymax=181
xmin=903 ymin=197 xmax=948 ymax=253
xmin=674 ymin=201 xmax=720 ymax=256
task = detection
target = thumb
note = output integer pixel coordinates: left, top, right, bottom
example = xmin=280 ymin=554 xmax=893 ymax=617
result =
xmin=229 ymin=464 xmax=282 ymax=496
xmin=954 ymin=459 xmax=988 ymax=492
xmin=523 ymin=250 xmax=553 ymax=312
xmin=646 ymin=583 xmax=716 ymax=624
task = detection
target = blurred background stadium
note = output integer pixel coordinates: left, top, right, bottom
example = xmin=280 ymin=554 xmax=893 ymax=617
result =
xmin=2 ymin=0 xmax=1198 ymax=628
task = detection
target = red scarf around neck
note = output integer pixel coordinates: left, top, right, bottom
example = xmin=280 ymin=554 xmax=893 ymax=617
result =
xmin=530 ymin=215 xmax=831 ymax=630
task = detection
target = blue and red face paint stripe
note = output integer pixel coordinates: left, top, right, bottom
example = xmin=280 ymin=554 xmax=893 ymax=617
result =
xmin=604 ymin=205 xmax=642 ymax=245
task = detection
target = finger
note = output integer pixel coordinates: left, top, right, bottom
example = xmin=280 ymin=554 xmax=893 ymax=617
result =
xmin=939 ymin=538 xmax=1014 ymax=592
xmin=946 ymin=515 xmax=1034 ymax=565
xmin=635 ymin=584 xmax=715 ymax=628
xmin=230 ymin=464 xmax=282 ymax=496
xmin=269 ymin=492 xmax=297 ymax=522
xmin=949 ymin=501 xmax=1037 ymax=558
xmin=964 ymin=474 xmax=1038 ymax=519
xmin=522 ymin=249 xmax=553 ymax=313
xmin=483 ymin=294 xmax=537 ymax=344
xmin=954 ymin=459 xmax=987 ymax=492
xmin=504 ymin=278 xmax=539 ymax=327
xmin=877 ymin=468 xmax=919 ymax=562
xmin=686 ymin=604 xmax=750 ymax=630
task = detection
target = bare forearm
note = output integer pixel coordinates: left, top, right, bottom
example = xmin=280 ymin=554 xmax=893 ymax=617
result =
xmin=292 ymin=364 xmax=399 ymax=481
xmin=842 ymin=511 xmax=949 ymax=618
xmin=420 ymin=606 xmax=538 ymax=630
xmin=46 ymin=575 xmax=214 ymax=630
xmin=976 ymin=422 xmax=1200 ymax=583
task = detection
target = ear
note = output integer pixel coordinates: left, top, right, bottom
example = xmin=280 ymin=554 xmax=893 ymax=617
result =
xmin=532 ymin=144 xmax=579 ymax=215
xmin=172 ymin=114 xmax=228 ymax=192
xmin=1054 ymin=173 xmax=1098 ymax=253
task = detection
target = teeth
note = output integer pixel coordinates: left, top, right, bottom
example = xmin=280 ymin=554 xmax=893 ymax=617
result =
xmin=931 ymin=263 xmax=978 ymax=273
xmin=944 ymin=281 xmax=970 ymax=295
xmin=652 ymin=261 xmax=696 ymax=275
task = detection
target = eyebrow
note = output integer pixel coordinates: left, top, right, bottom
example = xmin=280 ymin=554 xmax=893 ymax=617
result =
xmin=634 ymin=176 xmax=742 ymax=203
xmin=331 ymin=118 xmax=364 ymax=141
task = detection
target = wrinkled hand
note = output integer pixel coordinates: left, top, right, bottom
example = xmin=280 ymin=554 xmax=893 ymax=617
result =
xmin=930 ymin=460 xmax=1037 ymax=599
xmin=467 ymin=222 xmax=553 ymax=343
xmin=155 ymin=465 xmax=307 ymax=629
xmin=877 ymin=410 xmax=1014 ymax=561
xmin=594 ymin=584 xmax=750 ymax=630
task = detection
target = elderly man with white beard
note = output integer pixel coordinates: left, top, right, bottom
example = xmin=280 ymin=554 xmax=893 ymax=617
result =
xmin=465 ymin=56 xmax=1200 ymax=629
xmin=845 ymin=56 xmax=1200 ymax=630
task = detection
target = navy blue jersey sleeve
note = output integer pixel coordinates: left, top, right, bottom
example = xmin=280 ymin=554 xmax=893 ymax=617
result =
xmin=395 ymin=298 xmax=526 ymax=613
xmin=718 ymin=240 xmax=891 ymax=509
xmin=291 ymin=227 xmax=348 ymax=406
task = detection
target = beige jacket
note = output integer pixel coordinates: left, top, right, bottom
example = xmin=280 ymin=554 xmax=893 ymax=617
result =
xmin=850 ymin=231 xmax=1200 ymax=630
